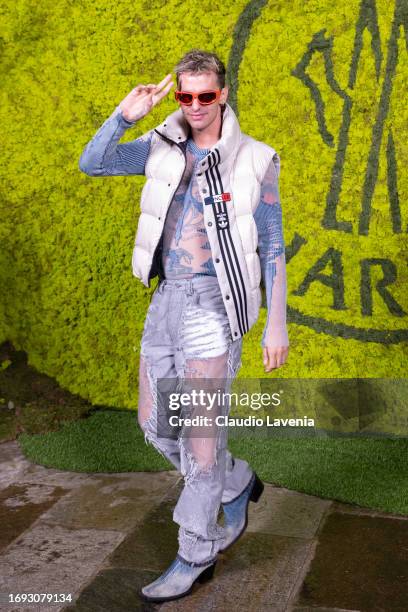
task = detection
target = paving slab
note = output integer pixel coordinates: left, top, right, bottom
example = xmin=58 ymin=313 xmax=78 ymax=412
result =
xmin=245 ymin=485 xmax=332 ymax=539
xmin=331 ymin=499 xmax=408 ymax=520
xmin=61 ymin=568 xmax=161 ymax=612
xmin=292 ymin=510 xmax=408 ymax=611
xmin=0 ymin=522 xmax=125 ymax=611
xmin=107 ymin=479 xmax=183 ymax=572
xmin=64 ymin=532 xmax=313 ymax=612
xmin=40 ymin=472 xmax=180 ymax=533
xmin=0 ymin=483 xmax=67 ymax=552
xmin=158 ymin=533 xmax=314 ymax=611
xmin=0 ymin=441 xmax=92 ymax=491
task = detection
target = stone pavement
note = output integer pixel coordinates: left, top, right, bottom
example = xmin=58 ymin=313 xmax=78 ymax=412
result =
xmin=0 ymin=440 xmax=407 ymax=612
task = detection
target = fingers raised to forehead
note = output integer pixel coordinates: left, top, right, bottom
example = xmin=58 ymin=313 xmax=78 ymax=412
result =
xmin=155 ymin=73 xmax=173 ymax=91
xmin=153 ymin=80 xmax=174 ymax=101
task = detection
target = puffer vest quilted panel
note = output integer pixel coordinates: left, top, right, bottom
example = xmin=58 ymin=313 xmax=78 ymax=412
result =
xmin=131 ymin=103 xmax=279 ymax=340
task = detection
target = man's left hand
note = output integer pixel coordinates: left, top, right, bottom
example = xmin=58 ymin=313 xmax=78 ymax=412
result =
xmin=263 ymin=345 xmax=289 ymax=372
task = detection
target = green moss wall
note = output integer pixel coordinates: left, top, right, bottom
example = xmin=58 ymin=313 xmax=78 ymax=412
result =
xmin=1 ymin=0 xmax=407 ymax=413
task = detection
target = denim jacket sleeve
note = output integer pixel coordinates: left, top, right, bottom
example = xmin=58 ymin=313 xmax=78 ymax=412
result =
xmin=78 ymin=105 xmax=153 ymax=176
xmin=254 ymin=154 xmax=289 ymax=349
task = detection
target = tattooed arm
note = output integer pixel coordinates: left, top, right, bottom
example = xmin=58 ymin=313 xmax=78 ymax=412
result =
xmin=254 ymin=154 xmax=289 ymax=371
xmin=78 ymin=105 xmax=153 ymax=176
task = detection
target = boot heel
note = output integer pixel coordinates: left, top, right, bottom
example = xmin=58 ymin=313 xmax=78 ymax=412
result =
xmin=197 ymin=562 xmax=216 ymax=584
xmin=250 ymin=473 xmax=264 ymax=503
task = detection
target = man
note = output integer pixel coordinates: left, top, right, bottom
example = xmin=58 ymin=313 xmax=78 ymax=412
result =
xmin=79 ymin=49 xmax=289 ymax=603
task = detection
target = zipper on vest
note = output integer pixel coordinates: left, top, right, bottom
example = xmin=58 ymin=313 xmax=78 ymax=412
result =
xmin=147 ymin=130 xmax=187 ymax=287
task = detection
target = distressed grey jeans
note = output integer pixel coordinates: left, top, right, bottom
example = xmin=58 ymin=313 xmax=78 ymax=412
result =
xmin=137 ymin=275 xmax=253 ymax=564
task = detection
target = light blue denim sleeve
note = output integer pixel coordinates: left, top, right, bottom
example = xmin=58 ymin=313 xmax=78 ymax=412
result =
xmin=254 ymin=155 xmax=289 ymax=349
xmin=78 ymin=105 xmax=153 ymax=176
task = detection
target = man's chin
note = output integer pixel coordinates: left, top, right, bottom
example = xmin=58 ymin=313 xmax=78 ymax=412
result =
xmin=187 ymin=115 xmax=208 ymax=126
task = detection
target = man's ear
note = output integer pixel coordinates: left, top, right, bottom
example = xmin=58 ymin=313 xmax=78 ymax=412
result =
xmin=221 ymin=85 xmax=229 ymax=104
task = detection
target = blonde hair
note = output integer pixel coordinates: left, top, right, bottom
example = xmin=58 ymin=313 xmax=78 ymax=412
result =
xmin=174 ymin=49 xmax=226 ymax=89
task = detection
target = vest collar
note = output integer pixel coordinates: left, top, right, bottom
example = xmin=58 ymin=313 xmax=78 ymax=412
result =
xmin=154 ymin=102 xmax=242 ymax=170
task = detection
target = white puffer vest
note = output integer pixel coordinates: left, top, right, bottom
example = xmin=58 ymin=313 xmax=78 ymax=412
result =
xmin=132 ymin=102 xmax=280 ymax=341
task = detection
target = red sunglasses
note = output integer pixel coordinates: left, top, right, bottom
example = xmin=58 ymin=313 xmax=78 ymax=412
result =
xmin=174 ymin=89 xmax=222 ymax=105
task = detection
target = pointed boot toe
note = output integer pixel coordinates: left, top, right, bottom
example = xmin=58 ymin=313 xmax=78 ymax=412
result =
xmin=139 ymin=554 xmax=217 ymax=603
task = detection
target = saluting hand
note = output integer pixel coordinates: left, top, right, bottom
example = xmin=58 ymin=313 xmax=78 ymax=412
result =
xmin=118 ymin=73 xmax=174 ymax=122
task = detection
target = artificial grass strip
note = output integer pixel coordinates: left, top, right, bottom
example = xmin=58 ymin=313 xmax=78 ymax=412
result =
xmin=18 ymin=409 xmax=408 ymax=516
xmin=231 ymin=435 xmax=408 ymax=516
xmin=18 ymin=409 xmax=172 ymax=473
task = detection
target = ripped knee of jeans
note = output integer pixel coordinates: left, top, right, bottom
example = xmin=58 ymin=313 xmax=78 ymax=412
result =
xmin=178 ymin=435 xmax=218 ymax=486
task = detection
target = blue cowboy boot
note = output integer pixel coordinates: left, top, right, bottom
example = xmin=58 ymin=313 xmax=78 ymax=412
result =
xmin=219 ymin=471 xmax=264 ymax=553
xmin=139 ymin=553 xmax=217 ymax=603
